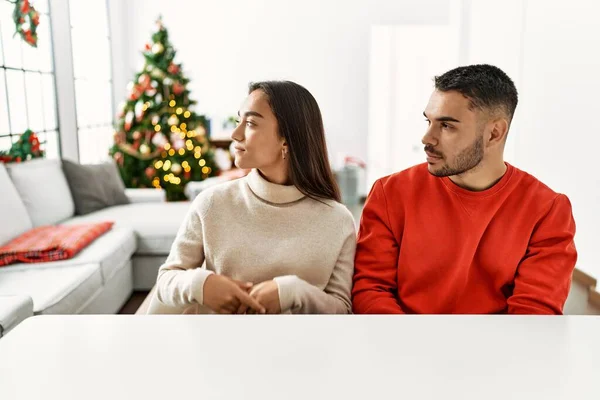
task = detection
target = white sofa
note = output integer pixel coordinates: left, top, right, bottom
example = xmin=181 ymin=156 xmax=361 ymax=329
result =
xmin=0 ymin=295 xmax=33 ymax=338
xmin=0 ymin=159 xmax=190 ymax=334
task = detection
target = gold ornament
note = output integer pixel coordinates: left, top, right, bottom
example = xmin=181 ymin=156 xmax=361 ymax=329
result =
xmin=140 ymin=144 xmax=150 ymax=155
xmin=171 ymin=163 xmax=182 ymax=175
xmin=152 ymin=43 xmax=164 ymax=54
xmin=168 ymin=115 xmax=179 ymax=126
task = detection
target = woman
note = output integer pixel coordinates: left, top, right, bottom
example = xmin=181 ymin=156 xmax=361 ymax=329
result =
xmin=147 ymin=81 xmax=356 ymax=314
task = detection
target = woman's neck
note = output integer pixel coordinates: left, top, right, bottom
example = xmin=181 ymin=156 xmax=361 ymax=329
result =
xmin=258 ymin=164 xmax=291 ymax=186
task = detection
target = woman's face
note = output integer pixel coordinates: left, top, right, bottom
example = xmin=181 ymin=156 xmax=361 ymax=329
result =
xmin=231 ymin=90 xmax=286 ymax=170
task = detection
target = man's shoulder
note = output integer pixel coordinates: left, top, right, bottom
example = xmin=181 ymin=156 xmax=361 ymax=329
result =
xmin=376 ymin=163 xmax=430 ymax=189
xmin=510 ymin=164 xmax=563 ymax=203
xmin=506 ymin=164 xmax=574 ymax=224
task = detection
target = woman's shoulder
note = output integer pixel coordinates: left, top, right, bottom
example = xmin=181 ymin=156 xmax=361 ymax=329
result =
xmin=306 ymin=198 xmax=356 ymax=231
xmin=189 ymin=178 xmax=246 ymax=216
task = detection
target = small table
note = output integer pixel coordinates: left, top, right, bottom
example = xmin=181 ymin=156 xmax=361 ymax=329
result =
xmin=0 ymin=315 xmax=599 ymax=399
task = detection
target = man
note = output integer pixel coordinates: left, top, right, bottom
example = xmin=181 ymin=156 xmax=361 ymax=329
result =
xmin=352 ymin=64 xmax=577 ymax=314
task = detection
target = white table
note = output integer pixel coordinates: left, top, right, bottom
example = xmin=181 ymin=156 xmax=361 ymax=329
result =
xmin=0 ymin=315 xmax=599 ymax=400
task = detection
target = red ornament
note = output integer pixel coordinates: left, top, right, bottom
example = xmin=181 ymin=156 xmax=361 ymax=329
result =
xmin=145 ymin=167 xmax=156 ymax=179
xmin=15 ymin=156 xmax=22 ymax=162
xmin=168 ymin=63 xmax=180 ymax=75
xmin=138 ymin=74 xmax=151 ymax=87
xmin=128 ymin=90 xmax=140 ymax=101
xmin=172 ymin=81 xmax=184 ymax=95
xmin=145 ymin=43 xmax=151 ymax=51
xmin=21 ymin=0 xmax=30 ymax=14
xmin=24 ymin=30 xmax=35 ymax=45
xmin=184 ymin=170 xmax=191 ymax=180
xmin=32 ymin=11 xmax=39 ymax=26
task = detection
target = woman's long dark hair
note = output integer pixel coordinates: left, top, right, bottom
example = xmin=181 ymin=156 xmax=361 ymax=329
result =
xmin=248 ymin=81 xmax=341 ymax=203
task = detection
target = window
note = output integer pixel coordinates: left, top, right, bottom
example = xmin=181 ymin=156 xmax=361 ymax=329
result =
xmin=0 ymin=0 xmax=60 ymax=158
xmin=69 ymin=0 xmax=113 ymax=164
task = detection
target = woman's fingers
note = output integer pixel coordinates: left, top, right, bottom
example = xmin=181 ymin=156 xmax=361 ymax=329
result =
xmin=236 ymin=290 xmax=266 ymax=314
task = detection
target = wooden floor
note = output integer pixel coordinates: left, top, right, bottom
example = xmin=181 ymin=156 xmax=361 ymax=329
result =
xmin=118 ymin=291 xmax=150 ymax=314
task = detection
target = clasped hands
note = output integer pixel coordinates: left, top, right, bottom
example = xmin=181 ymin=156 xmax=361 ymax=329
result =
xmin=203 ymin=274 xmax=281 ymax=314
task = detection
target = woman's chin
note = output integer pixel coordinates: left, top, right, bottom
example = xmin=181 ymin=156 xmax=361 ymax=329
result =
xmin=233 ymin=156 xmax=248 ymax=170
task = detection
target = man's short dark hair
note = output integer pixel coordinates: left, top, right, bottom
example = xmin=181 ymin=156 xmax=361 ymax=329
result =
xmin=434 ymin=64 xmax=518 ymax=122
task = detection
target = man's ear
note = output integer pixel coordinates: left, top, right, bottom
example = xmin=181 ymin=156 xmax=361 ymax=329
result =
xmin=487 ymin=118 xmax=509 ymax=147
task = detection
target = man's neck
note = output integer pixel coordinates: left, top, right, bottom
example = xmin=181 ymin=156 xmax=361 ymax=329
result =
xmin=448 ymin=160 xmax=507 ymax=192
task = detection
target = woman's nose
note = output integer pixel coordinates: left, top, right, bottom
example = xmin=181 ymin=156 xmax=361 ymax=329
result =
xmin=231 ymin=122 xmax=244 ymax=142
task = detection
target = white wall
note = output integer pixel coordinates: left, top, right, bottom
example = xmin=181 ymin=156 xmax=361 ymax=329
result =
xmin=463 ymin=0 xmax=600 ymax=278
xmin=516 ymin=0 xmax=600 ymax=279
xmin=118 ymin=0 xmax=450 ymax=168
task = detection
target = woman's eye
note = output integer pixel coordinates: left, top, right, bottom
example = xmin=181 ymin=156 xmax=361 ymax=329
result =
xmin=246 ymin=121 xmax=255 ymax=127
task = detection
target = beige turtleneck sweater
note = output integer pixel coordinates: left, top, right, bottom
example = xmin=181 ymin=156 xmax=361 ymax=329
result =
xmin=146 ymin=169 xmax=356 ymax=314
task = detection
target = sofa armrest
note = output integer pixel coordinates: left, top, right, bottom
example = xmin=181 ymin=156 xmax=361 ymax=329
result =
xmin=0 ymin=295 xmax=34 ymax=338
xmin=125 ymin=188 xmax=166 ymax=204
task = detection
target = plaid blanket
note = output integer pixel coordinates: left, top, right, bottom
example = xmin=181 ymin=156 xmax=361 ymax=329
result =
xmin=0 ymin=222 xmax=114 ymax=267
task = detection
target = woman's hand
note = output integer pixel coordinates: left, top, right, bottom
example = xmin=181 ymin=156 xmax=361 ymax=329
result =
xmin=203 ymin=274 xmax=266 ymax=314
xmin=237 ymin=280 xmax=281 ymax=314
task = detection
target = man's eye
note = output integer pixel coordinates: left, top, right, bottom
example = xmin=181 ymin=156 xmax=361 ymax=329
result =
xmin=246 ymin=121 xmax=255 ymax=127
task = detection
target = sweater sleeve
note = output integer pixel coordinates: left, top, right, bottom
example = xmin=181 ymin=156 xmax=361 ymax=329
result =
xmin=149 ymin=194 xmax=214 ymax=311
xmin=273 ymin=219 xmax=356 ymax=314
xmin=508 ymin=194 xmax=577 ymax=314
xmin=352 ymin=179 xmax=404 ymax=314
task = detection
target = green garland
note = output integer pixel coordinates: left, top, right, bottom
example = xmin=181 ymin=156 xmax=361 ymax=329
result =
xmin=0 ymin=129 xmax=45 ymax=163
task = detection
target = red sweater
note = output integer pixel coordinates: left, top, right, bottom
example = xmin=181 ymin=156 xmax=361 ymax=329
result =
xmin=352 ymin=163 xmax=577 ymax=314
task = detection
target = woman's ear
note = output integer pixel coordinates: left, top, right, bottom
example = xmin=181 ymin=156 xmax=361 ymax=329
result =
xmin=281 ymin=141 xmax=289 ymax=160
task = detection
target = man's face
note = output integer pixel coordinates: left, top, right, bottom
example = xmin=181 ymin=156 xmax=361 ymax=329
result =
xmin=422 ymin=90 xmax=486 ymax=177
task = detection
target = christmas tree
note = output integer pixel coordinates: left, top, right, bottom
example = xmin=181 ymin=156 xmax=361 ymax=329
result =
xmin=109 ymin=17 xmax=218 ymax=201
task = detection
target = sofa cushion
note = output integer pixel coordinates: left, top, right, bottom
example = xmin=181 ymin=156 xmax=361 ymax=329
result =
xmin=65 ymin=202 xmax=191 ymax=255
xmin=0 ymin=164 xmax=33 ymax=246
xmin=1 ymin=226 xmax=136 ymax=284
xmin=0 ymin=263 xmax=102 ymax=314
xmin=62 ymin=159 xmax=130 ymax=216
xmin=0 ymin=295 xmax=33 ymax=337
xmin=6 ymin=159 xmax=75 ymax=226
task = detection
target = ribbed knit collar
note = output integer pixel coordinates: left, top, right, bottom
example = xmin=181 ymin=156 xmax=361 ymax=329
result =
xmin=246 ymin=169 xmax=305 ymax=204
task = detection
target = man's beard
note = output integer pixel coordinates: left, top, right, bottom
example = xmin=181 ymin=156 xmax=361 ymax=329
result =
xmin=427 ymin=135 xmax=484 ymax=177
